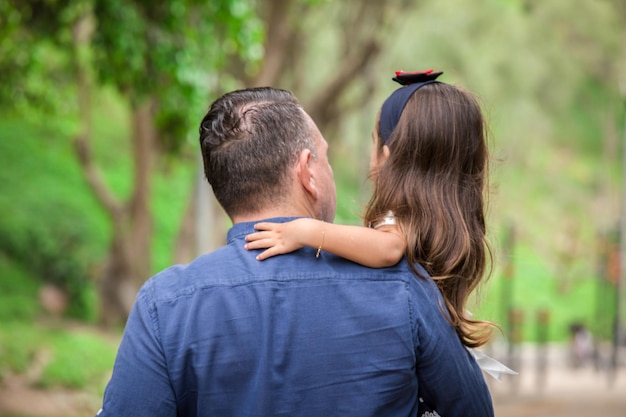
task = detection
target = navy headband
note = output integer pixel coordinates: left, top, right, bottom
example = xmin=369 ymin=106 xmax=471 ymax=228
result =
xmin=379 ymin=69 xmax=443 ymax=143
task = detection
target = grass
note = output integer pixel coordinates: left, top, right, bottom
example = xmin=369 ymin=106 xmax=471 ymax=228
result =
xmin=0 ymin=322 xmax=41 ymax=377
xmin=38 ymin=331 xmax=117 ymax=390
xmin=0 ymin=320 xmax=118 ymax=390
xmin=0 ymin=255 xmax=118 ymax=391
xmin=471 ymin=239 xmax=618 ymax=343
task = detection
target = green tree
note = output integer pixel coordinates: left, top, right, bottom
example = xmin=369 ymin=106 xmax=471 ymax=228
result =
xmin=0 ymin=0 xmax=262 ymax=325
xmin=85 ymin=0 xmax=261 ymax=325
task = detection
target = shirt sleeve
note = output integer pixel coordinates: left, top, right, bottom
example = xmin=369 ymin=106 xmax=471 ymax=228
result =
xmin=410 ymin=279 xmax=494 ymax=417
xmin=97 ymin=284 xmax=176 ymax=417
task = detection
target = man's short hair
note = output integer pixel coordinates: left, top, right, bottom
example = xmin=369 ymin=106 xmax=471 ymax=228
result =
xmin=199 ymin=87 xmax=315 ymax=217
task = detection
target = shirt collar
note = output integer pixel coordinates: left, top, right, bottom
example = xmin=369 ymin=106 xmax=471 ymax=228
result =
xmin=227 ymin=217 xmax=306 ymax=244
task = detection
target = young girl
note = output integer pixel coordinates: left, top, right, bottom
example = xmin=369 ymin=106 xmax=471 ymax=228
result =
xmin=245 ymin=69 xmax=494 ymax=349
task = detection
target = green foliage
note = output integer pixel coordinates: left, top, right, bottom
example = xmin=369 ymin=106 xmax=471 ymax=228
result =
xmin=0 ymin=116 xmax=106 ymax=321
xmin=0 ymin=40 xmax=76 ymax=129
xmin=93 ymin=0 xmax=264 ymax=152
xmin=331 ymin=146 xmax=370 ymax=225
xmin=473 ymin=242 xmax=618 ymax=343
xmin=150 ymin=156 xmax=196 ymax=273
xmin=0 ymin=254 xmax=40 ymax=321
xmin=555 ymin=77 xmax=622 ymax=157
xmin=39 ymin=331 xmax=117 ymax=389
xmin=1 ymin=0 xmax=265 ymax=155
xmin=0 ymin=85 xmax=196 ymax=319
xmin=0 ymin=320 xmax=118 ymax=389
xmin=0 ymin=1 xmax=80 ymax=130
xmin=0 ymin=322 xmax=41 ymax=377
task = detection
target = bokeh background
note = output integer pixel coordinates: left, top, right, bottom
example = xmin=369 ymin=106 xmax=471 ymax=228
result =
xmin=0 ymin=0 xmax=625 ymax=416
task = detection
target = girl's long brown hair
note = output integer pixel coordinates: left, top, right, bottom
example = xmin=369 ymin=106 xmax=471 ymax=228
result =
xmin=365 ymin=83 xmax=495 ymax=348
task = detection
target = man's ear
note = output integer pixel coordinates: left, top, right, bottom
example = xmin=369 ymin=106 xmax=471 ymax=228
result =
xmin=296 ymin=148 xmax=318 ymax=199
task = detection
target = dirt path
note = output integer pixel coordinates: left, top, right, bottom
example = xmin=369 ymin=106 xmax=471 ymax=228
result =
xmin=492 ymin=366 xmax=625 ymax=417
xmin=490 ymin=343 xmax=626 ymax=417
xmin=0 ymin=375 xmax=100 ymax=417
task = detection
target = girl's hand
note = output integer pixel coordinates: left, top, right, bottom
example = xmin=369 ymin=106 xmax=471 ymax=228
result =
xmin=244 ymin=219 xmax=314 ymax=260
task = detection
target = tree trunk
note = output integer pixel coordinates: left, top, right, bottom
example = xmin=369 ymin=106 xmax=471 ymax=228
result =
xmin=72 ymin=11 xmax=156 ymax=326
xmin=247 ymin=0 xmax=391 ymax=137
xmin=251 ymin=0 xmax=295 ymax=87
xmin=93 ymin=101 xmax=156 ymax=326
xmin=99 ymin=218 xmax=136 ymax=326
xmin=129 ymin=99 xmax=155 ymax=288
xmin=174 ymin=161 xmax=228 ymax=264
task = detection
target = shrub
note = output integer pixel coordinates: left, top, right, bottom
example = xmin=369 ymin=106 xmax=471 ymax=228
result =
xmin=39 ymin=332 xmax=117 ymax=389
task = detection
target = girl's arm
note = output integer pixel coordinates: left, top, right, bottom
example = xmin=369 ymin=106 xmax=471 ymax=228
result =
xmin=244 ymin=218 xmax=406 ymax=267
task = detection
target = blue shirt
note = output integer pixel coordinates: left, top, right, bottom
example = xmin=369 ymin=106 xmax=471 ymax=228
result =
xmin=98 ymin=218 xmax=493 ymax=417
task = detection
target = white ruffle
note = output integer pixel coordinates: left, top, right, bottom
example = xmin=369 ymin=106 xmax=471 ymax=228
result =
xmin=469 ymin=348 xmax=518 ymax=381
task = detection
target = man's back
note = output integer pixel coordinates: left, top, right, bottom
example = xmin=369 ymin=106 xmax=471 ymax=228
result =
xmin=98 ymin=219 xmax=492 ymax=417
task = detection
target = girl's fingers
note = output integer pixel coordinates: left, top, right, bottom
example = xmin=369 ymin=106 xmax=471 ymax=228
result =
xmin=256 ymin=248 xmax=280 ymax=261
xmin=253 ymin=222 xmax=276 ymax=231
xmin=244 ymin=238 xmax=273 ymax=250
xmin=245 ymin=232 xmax=260 ymax=242
xmin=245 ymin=231 xmax=272 ymax=242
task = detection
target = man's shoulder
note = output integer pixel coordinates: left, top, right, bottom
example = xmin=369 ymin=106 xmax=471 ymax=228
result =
xmin=139 ymin=246 xmax=235 ymax=302
xmin=321 ymin=254 xmax=427 ymax=286
xmin=139 ymin=245 xmax=431 ymax=304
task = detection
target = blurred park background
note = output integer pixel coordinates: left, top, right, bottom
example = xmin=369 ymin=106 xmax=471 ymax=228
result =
xmin=1 ymin=0 xmax=625 ymax=416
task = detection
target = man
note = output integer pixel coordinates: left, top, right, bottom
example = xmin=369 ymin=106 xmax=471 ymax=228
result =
xmin=97 ymin=87 xmax=493 ymax=416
